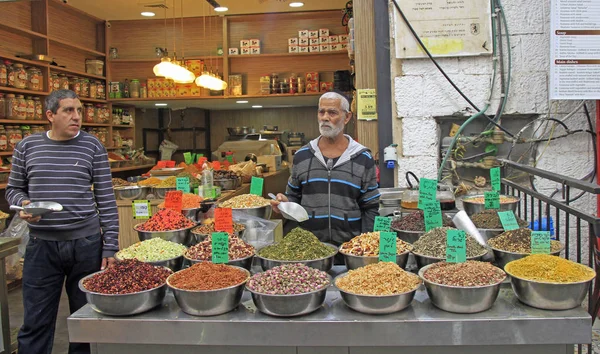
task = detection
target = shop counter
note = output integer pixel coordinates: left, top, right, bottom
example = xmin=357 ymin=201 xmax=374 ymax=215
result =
xmin=68 ymin=266 xmax=590 ymax=354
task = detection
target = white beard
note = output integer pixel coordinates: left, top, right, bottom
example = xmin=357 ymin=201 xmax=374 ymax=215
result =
xmin=319 ymin=120 xmax=344 ymax=138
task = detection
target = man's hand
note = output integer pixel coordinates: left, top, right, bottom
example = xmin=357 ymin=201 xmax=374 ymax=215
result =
xmin=101 ymin=257 xmax=116 ymax=270
xmin=18 ymin=200 xmax=41 ymax=223
xmin=270 ymin=193 xmax=289 ymax=214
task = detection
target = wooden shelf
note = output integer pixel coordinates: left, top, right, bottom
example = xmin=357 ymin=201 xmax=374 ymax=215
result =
xmin=0 ymin=119 xmax=48 ymax=125
xmin=79 ymin=97 xmax=108 ymax=104
xmin=0 ymin=87 xmax=49 ymax=97
xmin=0 ymin=22 xmax=47 ymax=40
xmin=50 ymin=66 xmax=106 ymax=81
xmin=82 ymin=122 xmax=110 ymax=127
xmin=112 ymin=125 xmax=135 ymax=129
xmin=229 ymin=52 xmax=348 ymax=59
xmin=111 ymin=164 xmax=155 ymax=173
xmin=0 ymin=151 xmax=14 ymax=156
xmin=109 ymin=56 xmax=223 ymax=63
xmin=0 ymin=53 xmax=50 ymax=68
xmin=49 ymin=36 xmax=106 ymax=57
xmin=0 ymin=183 xmax=6 ymax=190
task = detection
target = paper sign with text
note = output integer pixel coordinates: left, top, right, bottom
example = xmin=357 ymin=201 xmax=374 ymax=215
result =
xmin=131 ymin=200 xmax=151 ymax=219
xmin=211 ymin=232 xmax=229 ymax=263
xmin=165 ymin=160 xmax=176 ymax=168
xmin=176 ymin=177 xmax=190 ymax=193
xmin=498 ymin=211 xmax=520 ymax=231
xmin=183 ymin=152 xmax=193 ymax=165
xmin=156 ymin=161 xmax=167 ymax=169
xmin=531 ymin=231 xmax=551 ymax=254
xmin=379 ymin=231 xmax=397 ymax=262
xmin=490 ymin=167 xmax=501 ymax=192
xmin=214 ymin=208 xmax=233 ymax=233
xmin=418 ymin=178 xmax=437 ymax=209
xmin=484 ymin=191 xmax=500 ymax=209
xmin=373 ymin=216 xmax=392 ymax=232
xmin=446 ymin=229 xmax=467 ymax=263
xmin=250 ymin=177 xmax=264 ymax=196
xmin=423 ymin=201 xmax=443 ymax=232
xmin=164 ymin=190 xmax=183 ymax=212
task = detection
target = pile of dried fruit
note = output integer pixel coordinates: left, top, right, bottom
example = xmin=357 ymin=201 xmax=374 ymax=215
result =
xmin=220 ymin=194 xmax=270 ymax=208
xmin=335 ymin=262 xmax=421 ymax=295
xmin=422 ymin=261 xmax=506 ymax=287
xmin=247 ymin=263 xmax=329 ymax=295
xmin=158 ymin=193 xmax=203 ymax=209
xmin=136 ymin=208 xmax=195 ymax=231
xmin=116 ymin=238 xmax=187 ymax=262
xmin=83 ymin=259 xmax=172 ymax=294
xmin=340 ymin=232 xmax=412 ymax=256
xmin=185 ymin=235 xmax=255 ymax=261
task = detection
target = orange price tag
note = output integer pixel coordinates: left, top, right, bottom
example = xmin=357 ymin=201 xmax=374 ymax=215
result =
xmin=214 ymin=208 xmax=233 ymax=233
xmin=212 ymin=161 xmax=222 ymax=170
xmin=165 ymin=160 xmax=176 ymax=168
xmin=164 ymin=190 xmax=183 ymax=212
xmin=156 ymin=161 xmax=168 ymax=168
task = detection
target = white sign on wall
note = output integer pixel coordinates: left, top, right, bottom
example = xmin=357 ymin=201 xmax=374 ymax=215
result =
xmin=550 ymin=0 xmax=600 ymax=100
xmin=393 ymin=0 xmax=493 ymax=59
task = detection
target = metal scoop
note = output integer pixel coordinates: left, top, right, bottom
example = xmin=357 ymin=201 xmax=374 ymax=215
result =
xmin=268 ymin=193 xmax=309 ymax=222
xmin=453 ymin=210 xmax=495 ymax=262
xmin=10 ymin=201 xmax=63 ymax=216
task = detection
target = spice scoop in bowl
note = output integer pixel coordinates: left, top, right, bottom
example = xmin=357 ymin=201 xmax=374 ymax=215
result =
xmin=10 ymin=201 xmax=63 ymax=217
xmin=268 ymin=193 xmax=309 ymax=222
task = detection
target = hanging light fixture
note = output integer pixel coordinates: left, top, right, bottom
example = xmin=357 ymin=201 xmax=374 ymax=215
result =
xmin=195 ymin=2 xmax=227 ymax=90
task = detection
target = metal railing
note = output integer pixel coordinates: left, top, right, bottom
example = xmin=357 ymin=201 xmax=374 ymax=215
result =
xmin=499 ymin=159 xmax=600 ymax=354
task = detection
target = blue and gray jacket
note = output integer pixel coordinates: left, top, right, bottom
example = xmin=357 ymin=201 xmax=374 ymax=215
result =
xmin=285 ymin=135 xmax=380 ymax=245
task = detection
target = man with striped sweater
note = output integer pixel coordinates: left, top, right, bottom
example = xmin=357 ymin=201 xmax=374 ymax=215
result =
xmin=6 ymin=89 xmax=119 ymax=354
xmin=272 ymin=92 xmax=380 ymax=245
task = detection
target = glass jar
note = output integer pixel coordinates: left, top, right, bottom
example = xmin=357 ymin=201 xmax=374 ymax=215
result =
xmin=12 ymin=64 xmax=27 ymax=89
xmin=5 ymin=94 xmax=18 ymax=119
xmin=0 ymin=126 xmax=7 ymax=151
xmin=98 ymin=128 xmax=108 ymax=145
xmin=0 ymin=94 xmax=5 ymax=119
xmin=8 ymin=126 xmax=22 ymax=150
xmin=130 ymin=79 xmax=140 ymax=98
xmin=33 ymin=97 xmax=43 ymax=120
xmin=89 ymin=80 xmax=97 ymax=99
xmin=0 ymin=61 xmax=7 ymax=86
xmin=112 ymin=130 xmax=122 ymax=148
xmin=25 ymin=96 xmax=35 ymax=120
xmin=27 ymin=67 xmax=42 ymax=91
xmin=81 ymin=79 xmax=90 ymax=98
xmin=96 ymin=81 xmax=105 ymax=99
xmin=69 ymin=76 xmax=81 ymax=96
xmin=50 ymin=73 xmax=59 ymax=92
xmin=84 ymin=103 xmax=94 ymax=123
xmin=270 ymin=72 xmax=279 ymax=94
xmin=21 ymin=125 xmax=31 ymax=139
xmin=59 ymin=74 xmax=69 ymax=90
xmin=140 ymin=83 xmax=147 ymax=98
xmin=15 ymin=95 xmax=27 ymax=120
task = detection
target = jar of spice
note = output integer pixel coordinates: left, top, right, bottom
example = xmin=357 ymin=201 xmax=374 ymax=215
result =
xmin=81 ymin=79 xmax=90 ymax=98
xmin=21 ymin=125 xmax=31 ymax=139
xmin=98 ymin=128 xmax=108 ymax=145
xmin=84 ymin=103 xmax=95 ymax=123
xmin=0 ymin=94 xmax=5 ymax=119
xmin=0 ymin=61 xmax=7 ymax=86
xmin=289 ymin=73 xmax=298 ymax=94
xmin=25 ymin=96 xmax=35 ymax=120
xmin=0 ymin=126 xmax=7 ymax=151
xmin=69 ymin=77 xmax=81 ymax=96
xmin=5 ymin=94 xmax=18 ymax=119
xmin=59 ymin=74 xmax=69 ymax=90
xmin=50 ymin=73 xmax=60 ymax=92
xmin=15 ymin=95 xmax=27 ymax=120
xmin=8 ymin=126 xmax=22 ymax=150
xmin=89 ymin=80 xmax=97 ymax=99
xmin=140 ymin=83 xmax=147 ymax=98
xmin=33 ymin=97 xmax=43 ymax=120
xmin=27 ymin=67 xmax=42 ymax=91
xmin=130 ymin=79 xmax=140 ymax=98
xmin=97 ymin=81 xmax=105 ymax=99
xmin=12 ymin=64 xmax=27 ymax=89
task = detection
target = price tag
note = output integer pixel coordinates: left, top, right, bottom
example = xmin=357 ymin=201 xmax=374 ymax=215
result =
xmin=373 ymin=216 xmax=392 ymax=232
xmin=250 ymin=176 xmax=264 ymax=196
xmin=165 ymin=160 xmax=176 ymax=168
xmin=156 ymin=160 xmax=168 ymax=169
xmin=176 ymin=177 xmax=190 ymax=193
xmin=498 ymin=211 xmax=520 ymax=231
xmin=418 ymin=178 xmax=437 ymax=209
xmin=214 ymin=208 xmax=233 ymax=233
xmin=446 ymin=229 xmax=467 ymax=263
xmin=422 ymin=201 xmax=443 ymax=232
xmin=212 ymin=161 xmax=222 ymax=170
xmin=531 ymin=231 xmax=551 ymax=254
xmin=211 ymin=232 xmax=229 ymax=263
xmin=490 ymin=167 xmax=501 ymax=192
xmin=131 ymin=200 xmax=151 ymax=219
xmin=378 ymin=231 xmax=397 ymax=262
xmin=484 ymin=191 xmax=500 ymax=209
xmin=184 ymin=152 xmax=193 ymax=165
xmin=164 ymin=190 xmax=183 ymax=212
xmin=226 ymin=155 xmax=234 ymax=163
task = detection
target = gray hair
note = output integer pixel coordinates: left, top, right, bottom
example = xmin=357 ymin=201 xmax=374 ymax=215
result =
xmin=319 ymin=92 xmax=350 ymax=112
xmin=45 ymin=89 xmax=79 ymax=114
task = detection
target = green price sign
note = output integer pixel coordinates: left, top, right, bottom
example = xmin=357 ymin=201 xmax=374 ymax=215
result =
xmin=490 ymin=167 xmax=501 ymax=192
xmin=498 ymin=211 xmax=520 ymax=231
xmin=176 ymin=177 xmax=190 ymax=193
xmin=211 ymin=232 xmax=229 ymax=263
xmin=418 ymin=178 xmax=437 ymax=209
xmin=422 ymin=201 xmax=443 ymax=232
xmin=204 ymin=186 xmax=217 ymax=199
xmin=226 ymin=155 xmax=234 ymax=163
xmin=131 ymin=200 xmax=151 ymax=219
xmin=250 ymin=176 xmax=264 ymax=196
xmin=379 ymin=231 xmax=397 ymax=262
xmin=484 ymin=191 xmax=500 ymax=209
xmin=446 ymin=229 xmax=467 ymax=263
xmin=373 ymin=216 xmax=392 ymax=232
xmin=531 ymin=231 xmax=551 ymax=254
xmin=183 ymin=152 xmax=194 ymax=165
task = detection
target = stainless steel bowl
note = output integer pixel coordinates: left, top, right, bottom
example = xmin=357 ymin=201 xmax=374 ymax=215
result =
xmin=113 ymin=186 xmax=150 ymax=201
xmin=477 ymin=228 xmax=504 ymax=242
xmin=462 ymin=194 xmax=520 ymax=216
xmin=412 ymin=251 xmax=488 ymax=270
xmin=255 ymin=243 xmax=338 ymax=271
xmin=491 ymin=244 xmax=563 ymax=270
xmin=247 ymin=277 xmax=330 ymax=317
xmin=79 ymin=269 xmax=169 ymax=316
xmin=134 ymin=223 xmax=197 ymax=246
xmin=152 ymin=187 xmax=177 ymax=199
xmin=505 ymin=265 xmax=594 ymax=310
xmin=190 ymin=229 xmax=245 ymax=243
xmin=230 ymin=205 xmax=272 ymax=220
xmin=213 ymin=178 xmax=237 ymax=190
xmin=114 ymin=253 xmax=184 ymax=272
xmin=184 ymin=254 xmax=255 ymax=271
xmin=181 ymin=208 xmax=202 ymax=222
xmin=167 ymin=266 xmax=250 ymax=316
xmin=340 ymin=248 xmax=411 ymax=270
xmin=334 ymin=273 xmax=420 ymax=314
xmin=392 ymin=228 xmax=424 ymax=244
xmin=418 ymin=263 xmax=505 ymax=313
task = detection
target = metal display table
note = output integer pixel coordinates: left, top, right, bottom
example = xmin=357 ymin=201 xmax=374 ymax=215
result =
xmin=0 ymin=237 xmax=20 ymax=354
xmin=68 ymin=266 xmax=591 ymax=354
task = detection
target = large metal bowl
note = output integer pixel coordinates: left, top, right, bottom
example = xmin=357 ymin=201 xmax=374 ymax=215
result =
xmin=412 ymin=251 xmax=488 ymax=270
xmin=79 ymin=269 xmax=169 ymax=316
xmin=113 ymin=186 xmax=149 ymax=201
xmin=213 ymin=178 xmax=238 ymax=191
xmin=181 ymin=207 xmax=202 ymax=222
xmin=134 ymin=223 xmax=197 ymax=246
xmin=184 ymin=254 xmax=255 ymax=271
xmin=230 ymin=205 xmax=272 ymax=220
xmin=334 ymin=273 xmax=420 ymax=314
xmin=339 ymin=248 xmax=411 ymax=270
xmin=255 ymin=243 xmax=338 ymax=272
xmin=247 ymin=277 xmax=330 ymax=317
xmin=167 ymin=266 xmax=250 ymax=316
xmin=418 ymin=263 xmax=505 ymax=313
xmin=505 ymin=265 xmax=594 ymax=310
xmin=491 ymin=244 xmax=564 ymax=270
xmin=462 ymin=194 xmax=520 ymax=216
xmin=152 ymin=187 xmax=177 ymax=199
xmin=477 ymin=228 xmax=504 ymax=242
xmin=114 ymin=253 xmax=184 ymax=272
xmin=392 ymin=228 xmax=424 ymax=244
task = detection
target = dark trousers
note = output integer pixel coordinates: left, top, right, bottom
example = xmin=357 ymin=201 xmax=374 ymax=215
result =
xmin=18 ymin=233 xmax=102 ymax=354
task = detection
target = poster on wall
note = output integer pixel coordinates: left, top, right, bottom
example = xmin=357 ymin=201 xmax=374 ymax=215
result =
xmin=550 ymin=0 xmax=600 ymax=100
xmin=357 ymin=89 xmax=378 ymax=120
xmin=393 ymin=0 xmax=493 ymax=59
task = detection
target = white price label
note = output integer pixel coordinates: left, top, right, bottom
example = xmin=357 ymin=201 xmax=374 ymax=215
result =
xmin=132 ymin=200 xmax=151 ymax=219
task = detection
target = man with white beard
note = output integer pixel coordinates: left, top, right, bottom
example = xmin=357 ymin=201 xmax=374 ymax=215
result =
xmin=271 ymin=92 xmax=380 ymax=245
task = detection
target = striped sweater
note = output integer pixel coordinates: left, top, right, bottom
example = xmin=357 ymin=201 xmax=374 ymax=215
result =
xmin=285 ymin=135 xmax=380 ymax=245
xmin=5 ymin=132 xmax=119 ymax=258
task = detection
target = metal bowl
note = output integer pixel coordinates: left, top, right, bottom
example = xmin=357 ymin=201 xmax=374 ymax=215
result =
xmin=114 ymin=253 xmax=184 ymax=272
xmin=392 ymin=228 xmax=424 ymax=244
xmin=505 ymin=265 xmax=594 ymax=310
xmin=418 ymin=263 xmax=505 ymax=313
xmin=255 ymin=243 xmax=338 ymax=272
xmin=113 ymin=186 xmax=149 ymax=201
xmin=134 ymin=223 xmax=197 ymax=246
xmin=190 ymin=229 xmax=245 ymax=243
xmin=339 ymin=248 xmax=411 ymax=270
xmin=334 ymin=273 xmax=420 ymax=314
xmin=184 ymin=254 xmax=255 ymax=271
xmin=152 ymin=187 xmax=177 ymax=199
xmin=477 ymin=228 xmax=504 ymax=242
xmin=167 ymin=266 xmax=250 ymax=316
xmin=412 ymin=251 xmax=488 ymax=270
xmin=213 ymin=178 xmax=238 ymax=190
xmin=491 ymin=244 xmax=564 ymax=270
xmin=230 ymin=205 xmax=272 ymax=220
xmin=181 ymin=208 xmax=202 ymax=222
xmin=462 ymin=194 xmax=520 ymax=216
xmin=79 ymin=269 xmax=169 ymax=316
xmin=246 ymin=277 xmax=330 ymax=317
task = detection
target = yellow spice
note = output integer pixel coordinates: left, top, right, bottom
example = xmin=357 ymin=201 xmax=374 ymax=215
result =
xmin=505 ymin=254 xmax=595 ymax=283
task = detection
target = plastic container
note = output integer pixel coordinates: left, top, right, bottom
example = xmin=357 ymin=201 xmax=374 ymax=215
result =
xmin=140 ymin=83 xmax=147 ymax=98
xmin=0 ymin=94 xmax=5 ymax=119
xmin=84 ymin=103 xmax=95 ymax=123
xmin=58 ymin=74 xmax=69 ymax=90
xmin=97 ymin=80 xmax=105 ymax=99
xmin=11 ymin=64 xmax=27 ymax=89
xmin=81 ymin=79 xmax=90 ymax=98
xmin=69 ymin=77 xmax=81 ymax=96
xmin=27 ymin=67 xmax=42 ymax=91
xmin=21 ymin=125 xmax=31 ymax=139
xmin=33 ymin=97 xmax=42 ymax=120
xmin=130 ymin=79 xmax=140 ymax=98
xmin=85 ymin=60 xmax=104 ymax=76
xmin=5 ymin=94 xmax=18 ymax=119
xmin=25 ymin=96 xmax=35 ymax=120
xmin=50 ymin=73 xmax=60 ymax=92
xmin=15 ymin=95 xmax=27 ymax=120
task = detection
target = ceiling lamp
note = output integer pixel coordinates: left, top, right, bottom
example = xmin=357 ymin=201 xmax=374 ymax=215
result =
xmin=289 ymin=2 xmax=304 ymax=7
xmin=214 ymin=6 xmax=228 ymax=12
xmin=141 ymin=11 xmax=156 ymax=17
xmin=195 ymin=71 xmax=227 ymax=91
xmin=153 ymin=57 xmax=176 ymax=77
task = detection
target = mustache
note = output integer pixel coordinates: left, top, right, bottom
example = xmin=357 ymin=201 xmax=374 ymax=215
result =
xmin=319 ymin=122 xmax=332 ymax=128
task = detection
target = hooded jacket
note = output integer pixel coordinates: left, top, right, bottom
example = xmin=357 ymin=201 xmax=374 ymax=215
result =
xmin=285 ymin=135 xmax=380 ymax=245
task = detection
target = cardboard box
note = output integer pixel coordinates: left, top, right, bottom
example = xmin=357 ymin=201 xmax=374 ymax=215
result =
xmin=319 ymin=28 xmax=329 ymax=37
xmin=240 ymin=39 xmax=250 ymax=48
xmin=241 ymin=47 xmax=251 ymax=55
xmin=309 ymin=30 xmax=319 ymax=39
xmin=339 ymin=34 xmax=349 ymax=43
xmin=288 ymin=38 xmax=298 ymax=45
xmin=228 ymin=48 xmax=239 ymax=55
xmin=299 ymin=37 xmax=309 ymax=46
xmin=298 ymin=45 xmax=309 ymax=53
xmin=305 ymin=72 xmax=319 ymax=83
xmin=299 ymin=30 xmax=309 ymax=38
xmin=340 ymin=43 xmax=348 ymax=51
xmin=331 ymin=43 xmax=340 ymax=51
xmin=320 ymin=44 xmax=331 ymax=52
xmin=147 ymin=78 xmax=156 ymax=90
xmin=329 ymin=35 xmax=339 ymax=44
xmin=190 ymin=85 xmax=201 ymax=97
xmin=185 ymin=59 xmax=203 ymax=76
xmin=250 ymin=39 xmax=260 ymax=47
xmin=310 ymin=38 xmax=319 ymax=45
xmin=257 ymin=155 xmax=282 ymax=171
xmin=319 ymin=36 xmax=330 ymax=44
xmin=305 ymin=82 xmax=319 ymax=93
xmin=320 ymin=82 xmax=333 ymax=92
xmin=288 ymin=45 xmax=299 ymax=53
xmin=250 ymin=47 xmax=261 ymax=55
xmin=309 ymin=45 xmax=320 ymax=52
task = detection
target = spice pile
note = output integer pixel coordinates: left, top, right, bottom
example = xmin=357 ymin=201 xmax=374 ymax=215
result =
xmin=412 ymin=227 xmax=487 ymax=258
xmin=220 ymin=194 xmax=270 ymax=208
xmin=488 ymin=228 xmax=563 ymax=253
xmin=158 ymin=193 xmax=203 ymax=209
xmin=258 ymin=227 xmax=335 ymax=261
xmin=470 ymin=210 xmax=529 ymax=229
xmin=247 ymin=263 xmax=330 ymax=295
xmin=136 ymin=208 xmax=196 ymax=231
xmin=0 ymin=210 xmax=9 ymax=219
xmin=176 ymin=171 xmax=200 ymax=188
xmin=138 ymin=177 xmax=162 ymax=187
xmin=116 ymin=238 xmax=187 ymax=262
xmin=214 ymin=170 xmax=242 ymax=179
xmin=340 ymin=232 xmax=412 ymax=256
xmin=185 ymin=235 xmax=255 ymax=261
xmin=156 ymin=177 xmax=177 ymax=188
xmin=463 ymin=195 xmax=519 ymax=204
xmin=391 ymin=210 xmax=454 ymax=231
xmin=423 ymin=261 xmax=506 ymax=287
xmin=505 ymin=254 xmax=595 ymax=283
xmin=112 ymin=177 xmax=132 ymax=187
xmin=168 ymin=263 xmax=248 ymax=291
xmin=335 ymin=262 xmax=421 ymax=295
xmin=83 ymin=259 xmax=172 ymax=294
xmin=192 ymin=222 xmax=246 ymax=235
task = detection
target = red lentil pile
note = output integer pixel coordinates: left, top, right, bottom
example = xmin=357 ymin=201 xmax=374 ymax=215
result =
xmin=423 ymin=261 xmax=506 ymax=287
xmin=185 ymin=235 xmax=255 ymax=261
xmin=168 ymin=263 xmax=248 ymax=291
xmin=83 ymin=259 xmax=172 ymax=294
xmin=136 ymin=208 xmax=195 ymax=231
